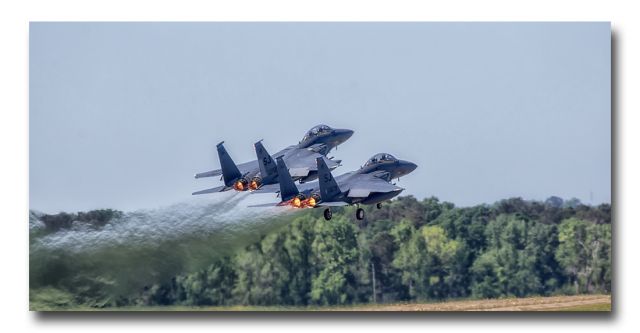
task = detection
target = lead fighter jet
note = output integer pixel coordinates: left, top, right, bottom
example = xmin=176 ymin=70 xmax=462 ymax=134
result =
xmin=192 ymin=125 xmax=354 ymax=194
xmin=253 ymin=153 xmax=417 ymax=220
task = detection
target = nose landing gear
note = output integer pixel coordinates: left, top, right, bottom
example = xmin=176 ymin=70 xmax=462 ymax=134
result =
xmin=376 ymin=202 xmax=382 ymax=209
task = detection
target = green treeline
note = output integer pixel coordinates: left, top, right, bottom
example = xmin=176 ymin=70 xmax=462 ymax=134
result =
xmin=129 ymin=196 xmax=611 ymax=307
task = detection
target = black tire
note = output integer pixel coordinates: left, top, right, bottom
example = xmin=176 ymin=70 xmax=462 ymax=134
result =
xmin=376 ymin=202 xmax=382 ymax=209
xmin=356 ymin=208 xmax=365 ymax=220
xmin=324 ymin=208 xmax=332 ymax=221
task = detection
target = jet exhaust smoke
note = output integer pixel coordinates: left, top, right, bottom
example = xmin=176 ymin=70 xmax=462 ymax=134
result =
xmin=29 ymin=193 xmax=295 ymax=301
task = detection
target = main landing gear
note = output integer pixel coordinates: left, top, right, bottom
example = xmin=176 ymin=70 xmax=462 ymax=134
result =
xmin=324 ymin=208 xmax=333 ymax=221
xmin=376 ymin=202 xmax=382 ymax=209
xmin=323 ymin=206 xmax=366 ymax=221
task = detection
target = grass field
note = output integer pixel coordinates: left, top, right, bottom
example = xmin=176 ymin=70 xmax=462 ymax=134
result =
xmin=36 ymin=294 xmax=611 ymax=312
xmin=333 ymin=294 xmax=611 ymax=312
xmin=548 ymin=302 xmax=611 ymax=312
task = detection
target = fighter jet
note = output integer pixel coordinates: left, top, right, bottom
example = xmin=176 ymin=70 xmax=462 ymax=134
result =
xmin=192 ymin=125 xmax=354 ymax=195
xmin=252 ymin=153 xmax=417 ymax=220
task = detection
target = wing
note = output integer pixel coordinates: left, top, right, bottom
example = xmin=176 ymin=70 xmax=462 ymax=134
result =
xmin=343 ymin=173 xmax=404 ymax=198
xmin=252 ymin=171 xmax=354 ymax=195
xmin=282 ymin=147 xmax=340 ymax=177
xmin=288 ymin=167 xmax=312 ymax=178
xmin=195 ymin=146 xmax=294 ymax=179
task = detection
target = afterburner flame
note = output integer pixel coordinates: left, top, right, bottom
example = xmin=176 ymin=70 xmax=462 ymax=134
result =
xmin=249 ymin=180 xmax=260 ymax=191
xmin=233 ymin=180 xmax=246 ymax=191
xmin=306 ymin=197 xmax=317 ymax=207
xmin=292 ymin=197 xmax=302 ymax=208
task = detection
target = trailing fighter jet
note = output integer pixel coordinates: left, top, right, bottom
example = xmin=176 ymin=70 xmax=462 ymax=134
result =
xmin=192 ymin=125 xmax=354 ymax=195
xmin=251 ymin=153 xmax=417 ymax=220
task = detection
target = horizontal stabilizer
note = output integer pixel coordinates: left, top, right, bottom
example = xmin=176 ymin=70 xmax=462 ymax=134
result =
xmin=250 ymin=183 xmax=280 ymax=194
xmin=192 ymin=185 xmax=228 ymax=195
xmin=247 ymin=202 xmax=281 ymax=208
xmin=317 ymin=201 xmax=350 ymax=207
xmin=194 ymin=169 xmax=222 ymax=179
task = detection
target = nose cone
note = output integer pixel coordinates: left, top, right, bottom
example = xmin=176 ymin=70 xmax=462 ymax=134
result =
xmin=399 ymin=160 xmax=418 ymax=175
xmin=333 ymin=128 xmax=354 ymax=144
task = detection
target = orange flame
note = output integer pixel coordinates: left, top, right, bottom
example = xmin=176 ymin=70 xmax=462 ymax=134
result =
xmin=233 ymin=181 xmax=245 ymax=191
xmin=306 ymin=197 xmax=317 ymax=207
xmin=249 ymin=180 xmax=260 ymax=191
xmin=292 ymin=197 xmax=302 ymax=207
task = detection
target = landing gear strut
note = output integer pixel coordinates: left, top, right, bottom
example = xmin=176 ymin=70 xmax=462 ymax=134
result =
xmin=324 ymin=208 xmax=332 ymax=221
xmin=356 ymin=208 xmax=365 ymax=220
xmin=376 ymin=202 xmax=382 ymax=209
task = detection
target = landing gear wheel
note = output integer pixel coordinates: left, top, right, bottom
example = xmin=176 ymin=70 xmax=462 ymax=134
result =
xmin=324 ymin=208 xmax=332 ymax=221
xmin=376 ymin=203 xmax=382 ymax=209
xmin=356 ymin=208 xmax=365 ymax=220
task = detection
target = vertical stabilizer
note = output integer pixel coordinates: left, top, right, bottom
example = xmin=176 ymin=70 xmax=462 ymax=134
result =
xmin=275 ymin=156 xmax=300 ymax=201
xmin=216 ymin=142 xmax=242 ymax=187
xmin=316 ymin=157 xmax=342 ymax=201
xmin=254 ymin=140 xmax=278 ymax=182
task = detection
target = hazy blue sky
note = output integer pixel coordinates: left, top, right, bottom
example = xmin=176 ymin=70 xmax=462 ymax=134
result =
xmin=30 ymin=23 xmax=610 ymax=213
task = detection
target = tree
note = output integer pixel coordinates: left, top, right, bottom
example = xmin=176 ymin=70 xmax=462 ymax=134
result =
xmin=471 ymin=214 xmax=543 ymax=298
xmin=556 ymin=218 xmax=611 ymax=294
xmin=309 ymin=217 xmax=359 ymax=305
xmin=391 ymin=219 xmax=425 ymax=299
xmin=545 ymin=196 xmax=564 ymax=208
xmin=282 ymin=217 xmax=315 ymax=305
xmin=30 ymin=196 xmax=612 ymax=309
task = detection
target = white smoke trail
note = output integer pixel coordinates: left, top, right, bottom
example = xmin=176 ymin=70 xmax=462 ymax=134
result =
xmin=31 ymin=192 xmax=292 ymax=253
xmin=29 ymin=192 xmax=301 ymax=299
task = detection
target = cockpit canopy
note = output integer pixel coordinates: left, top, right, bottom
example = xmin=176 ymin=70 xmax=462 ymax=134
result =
xmin=363 ymin=153 xmax=398 ymax=167
xmin=301 ymin=124 xmax=333 ymax=143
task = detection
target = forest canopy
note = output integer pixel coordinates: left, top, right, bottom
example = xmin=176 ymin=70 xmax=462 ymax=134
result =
xmin=29 ymin=196 xmax=611 ymax=309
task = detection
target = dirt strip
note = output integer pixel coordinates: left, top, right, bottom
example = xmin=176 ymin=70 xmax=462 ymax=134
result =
xmin=344 ymin=294 xmax=611 ymax=311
